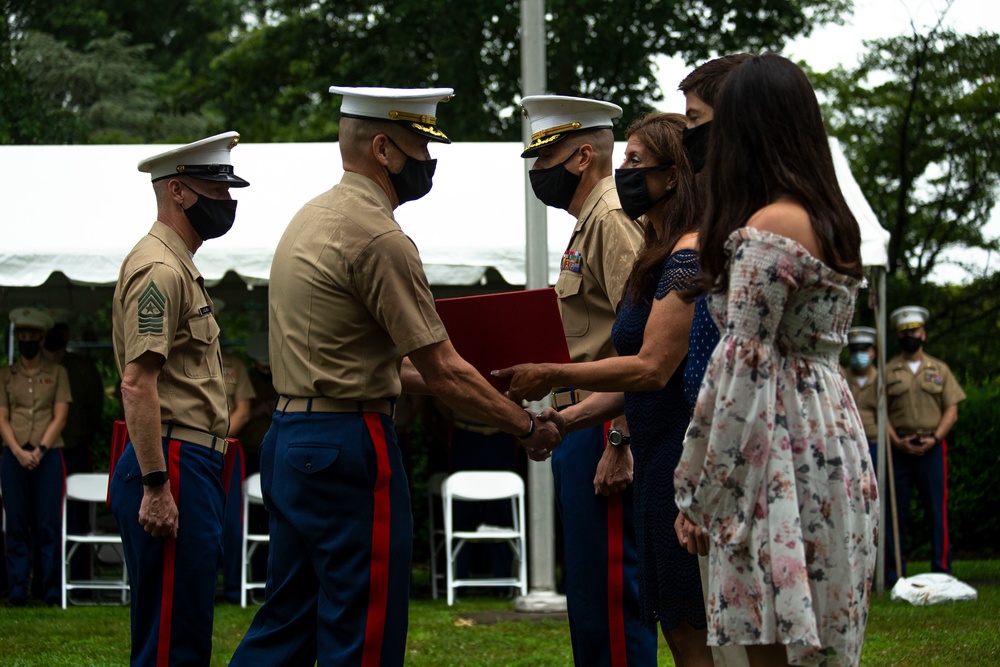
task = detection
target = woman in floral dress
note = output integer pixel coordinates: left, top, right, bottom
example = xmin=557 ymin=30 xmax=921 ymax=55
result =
xmin=674 ymin=54 xmax=879 ymax=667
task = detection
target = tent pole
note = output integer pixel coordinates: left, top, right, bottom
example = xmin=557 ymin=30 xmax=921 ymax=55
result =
xmin=516 ymin=0 xmax=566 ymax=614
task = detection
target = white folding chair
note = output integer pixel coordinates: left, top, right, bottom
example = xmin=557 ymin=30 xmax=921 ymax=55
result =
xmin=240 ymin=472 xmax=269 ymax=607
xmin=442 ymin=471 xmax=527 ymax=606
xmin=62 ymin=472 xmax=129 ymax=608
xmin=426 ymin=471 xmax=449 ymax=599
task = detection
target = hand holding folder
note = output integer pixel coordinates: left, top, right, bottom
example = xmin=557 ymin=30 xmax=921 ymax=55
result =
xmin=434 ymin=288 xmax=570 ymax=395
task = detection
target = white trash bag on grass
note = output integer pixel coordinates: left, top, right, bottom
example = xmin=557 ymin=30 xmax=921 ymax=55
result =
xmin=890 ymin=573 xmax=978 ymax=605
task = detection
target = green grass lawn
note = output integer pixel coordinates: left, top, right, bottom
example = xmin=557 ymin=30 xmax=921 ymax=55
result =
xmin=1 ymin=561 xmax=998 ymax=666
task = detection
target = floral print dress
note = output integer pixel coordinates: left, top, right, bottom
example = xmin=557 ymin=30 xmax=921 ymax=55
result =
xmin=675 ymin=228 xmax=878 ymax=666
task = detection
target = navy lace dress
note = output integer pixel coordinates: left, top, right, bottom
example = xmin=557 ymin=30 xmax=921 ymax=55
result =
xmin=611 ymin=248 xmax=705 ymax=629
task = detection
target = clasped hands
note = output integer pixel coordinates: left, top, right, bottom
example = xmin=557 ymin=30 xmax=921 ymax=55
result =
xmin=895 ymin=433 xmax=938 ymax=456
xmin=13 ymin=444 xmax=44 ymax=471
xmin=520 ymin=407 xmax=564 ymax=462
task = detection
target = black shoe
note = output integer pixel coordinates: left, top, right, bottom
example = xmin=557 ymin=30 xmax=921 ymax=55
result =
xmin=6 ymin=597 xmax=27 ymax=608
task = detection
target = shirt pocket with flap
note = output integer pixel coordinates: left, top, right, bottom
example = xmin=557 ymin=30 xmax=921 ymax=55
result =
xmin=555 ymin=271 xmax=589 ymax=338
xmin=183 ymin=314 xmax=221 ymax=379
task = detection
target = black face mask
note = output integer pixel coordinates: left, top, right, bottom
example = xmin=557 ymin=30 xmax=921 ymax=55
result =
xmin=899 ymin=335 xmax=923 ymax=354
xmin=682 ymin=122 xmax=711 ymax=174
xmin=43 ymin=329 xmax=67 ymax=353
xmin=181 ymin=183 xmax=237 ymax=241
xmin=386 ymin=137 xmax=436 ymax=205
xmin=529 ymin=147 xmax=582 ymax=211
xmin=614 ymin=165 xmax=673 ymax=220
xmin=18 ymin=339 xmax=41 ymax=360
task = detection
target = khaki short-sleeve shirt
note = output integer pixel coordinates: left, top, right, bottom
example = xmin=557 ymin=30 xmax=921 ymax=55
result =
xmin=268 ymin=172 xmax=448 ymax=400
xmin=222 ymin=352 xmax=257 ymax=410
xmin=844 ymin=364 xmax=878 ymax=441
xmin=555 ymin=175 xmax=644 ymax=363
xmin=112 ymin=221 xmax=229 ymax=437
xmin=0 ymin=359 xmax=72 ymax=447
xmin=886 ymin=351 xmax=966 ymax=432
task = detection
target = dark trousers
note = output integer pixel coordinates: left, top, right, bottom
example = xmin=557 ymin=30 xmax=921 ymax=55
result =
xmin=220 ymin=441 xmax=246 ymax=603
xmin=0 ymin=447 xmax=65 ymax=603
xmin=877 ymin=441 xmax=951 ymax=583
xmin=552 ymin=425 xmax=657 ymax=667
xmin=110 ymin=438 xmax=225 ymax=667
xmin=231 ymin=410 xmax=412 ymax=667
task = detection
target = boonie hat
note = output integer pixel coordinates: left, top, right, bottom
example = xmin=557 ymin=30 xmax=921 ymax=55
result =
xmin=330 ymin=86 xmax=454 ymax=144
xmin=847 ymin=326 xmax=877 ymax=348
xmin=890 ymin=306 xmax=929 ymax=331
xmin=520 ymin=95 xmax=623 ymax=158
xmin=138 ymin=131 xmax=250 ymax=187
xmin=10 ymin=307 xmax=53 ymax=331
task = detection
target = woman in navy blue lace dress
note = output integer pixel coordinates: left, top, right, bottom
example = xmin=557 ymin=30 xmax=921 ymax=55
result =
xmin=498 ymin=113 xmax=711 ymax=666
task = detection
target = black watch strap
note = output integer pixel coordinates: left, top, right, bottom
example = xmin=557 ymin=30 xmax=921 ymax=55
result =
xmin=607 ymin=428 xmax=630 ymax=447
xmin=141 ymin=470 xmax=169 ymax=487
xmin=516 ymin=410 xmax=535 ymax=441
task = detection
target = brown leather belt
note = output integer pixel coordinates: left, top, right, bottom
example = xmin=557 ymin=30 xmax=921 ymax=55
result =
xmin=552 ymin=388 xmax=593 ymax=411
xmin=277 ymin=395 xmax=395 ymax=417
xmin=160 ymin=424 xmax=228 ymax=455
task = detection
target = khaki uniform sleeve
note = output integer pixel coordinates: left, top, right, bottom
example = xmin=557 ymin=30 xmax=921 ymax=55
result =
xmin=55 ymin=365 xmax=72 ymax=404
xmin=596 ymin=209 xmax=644 ymax=312
xmin=355 ymin=231 xmax=447 ymax=357
xmin=939 ymin=363 xmax=967 ymax=407
xmin=119 ymin=262 xmax=184 ymax=365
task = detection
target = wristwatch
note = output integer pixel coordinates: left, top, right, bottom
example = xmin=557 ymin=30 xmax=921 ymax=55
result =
xmin=607 ymin=428 xmax=630 ymax=447
xmin=141 ymin=470 xmax=169 ymax=487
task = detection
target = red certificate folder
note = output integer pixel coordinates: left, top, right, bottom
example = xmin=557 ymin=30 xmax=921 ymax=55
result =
xmin=435 ymin=288 xmax=571 ymax=393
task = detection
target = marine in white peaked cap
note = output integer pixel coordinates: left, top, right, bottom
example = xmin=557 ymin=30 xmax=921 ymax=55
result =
xmin=230 ymin=82 xmax=563 ymax=665
xmin=520 ymin=94 xmax=623 ymax=157
xmin=109 ymin=128 xmax=248 ymax=663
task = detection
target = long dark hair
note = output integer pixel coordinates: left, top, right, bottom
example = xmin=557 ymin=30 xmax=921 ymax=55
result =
xmin=624 ymin=112 xmax=700 ymax=303
xmin=698 ymin=54 xmax=863 ymax=295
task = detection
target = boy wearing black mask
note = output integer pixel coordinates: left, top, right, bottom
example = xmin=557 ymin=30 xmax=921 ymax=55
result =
xmin=885 ymin=305 xmax=966 ymax=585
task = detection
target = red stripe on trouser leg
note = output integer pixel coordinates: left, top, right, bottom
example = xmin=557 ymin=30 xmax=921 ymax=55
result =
xmin=157 ymin=440 xmax=182 ymax=667
xmin=362 ymin=414 xmax=392 ymax=667
xmin=940 ymin=440 xmax=950 ymax=571
xmin=604 ymin=422 xmax=627 ymax=667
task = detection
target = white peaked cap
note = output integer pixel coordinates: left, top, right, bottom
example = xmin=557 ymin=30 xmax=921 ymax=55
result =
xmin=329 ymin=86 xmax=455 ymax=143
xmin=520 ymin=94 xmax=623 ymax=158
xmin=138 ymin=131 xmax=249 ymax=187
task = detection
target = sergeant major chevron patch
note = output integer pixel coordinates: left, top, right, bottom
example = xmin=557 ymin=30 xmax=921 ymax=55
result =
xmin=138 ymin=280 xmax=165 ymax=334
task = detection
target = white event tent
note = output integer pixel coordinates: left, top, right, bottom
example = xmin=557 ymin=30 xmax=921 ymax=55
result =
xmin=1 ymin=138 xmax=887 ymax=305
